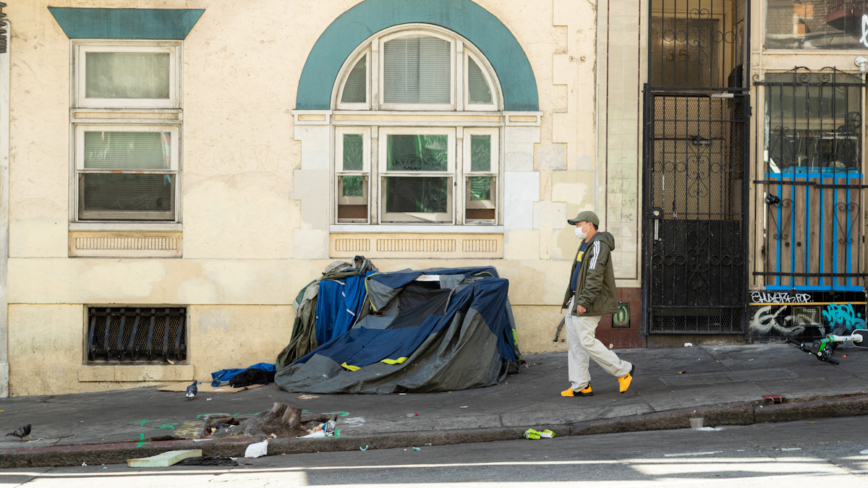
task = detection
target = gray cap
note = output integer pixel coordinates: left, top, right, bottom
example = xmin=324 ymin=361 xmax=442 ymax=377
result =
xmin=567 ymin=210 xmax=599 ymax=226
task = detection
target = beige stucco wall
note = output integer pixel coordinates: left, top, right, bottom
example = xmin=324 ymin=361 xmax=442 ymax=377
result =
xmin=4 ymin=0 xmax=611 ymax=395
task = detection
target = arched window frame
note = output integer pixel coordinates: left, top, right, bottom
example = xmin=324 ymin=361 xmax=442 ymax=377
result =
xmin=332 ymin=24 xmax=502 ymax=112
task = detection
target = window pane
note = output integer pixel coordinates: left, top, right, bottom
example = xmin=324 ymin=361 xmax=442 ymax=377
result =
xmin=649 ymin=17 xmax=721 ymax=87
xmin=469 ymin=176 xmax=491 ymax=201
xmin=470 ymin=135 xmax=491 ymax=172
xmin=467 ymin=57 xmax=493 ymax=104
xmin=766 ymin=0 xmax=868 ymax=49
xmin=764 ymin=72 xmax=862 ymax=171
xmin=386 ymin=134 xmax=448 ymax=171
xmin=383 ymin=35 xmax=451 ymax=104
xmin=79 ymin=174 xmax=174 ymax=220
xmin=84 ymin=131 xmax=172 ymax=169
xmin=342 ymin=175 xmax=365 ymax=197
xmin=85 ymin=52 xmax=171 ymax=99
xmin=341 ymin=55 xmax=367 ymax=104
xmin=384 ymin=177 xmax=450 ymax=214
xmin=342 ymin=134 xmax=364 ymax=171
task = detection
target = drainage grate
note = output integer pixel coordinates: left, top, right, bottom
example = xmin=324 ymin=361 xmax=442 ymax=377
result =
xmin=87 ymin=307 xmax=187 ymax=363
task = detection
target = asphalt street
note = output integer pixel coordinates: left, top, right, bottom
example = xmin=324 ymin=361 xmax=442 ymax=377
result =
xmin=3 ymin=416 xmax=868 ymax=487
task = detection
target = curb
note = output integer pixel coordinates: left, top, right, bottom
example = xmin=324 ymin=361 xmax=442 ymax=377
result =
xmin=3 ymin=394 xmax=868 ymax=468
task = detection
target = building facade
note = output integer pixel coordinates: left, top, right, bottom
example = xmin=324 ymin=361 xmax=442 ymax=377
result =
xmin=0 ymin=0 xmax=864 ymax=396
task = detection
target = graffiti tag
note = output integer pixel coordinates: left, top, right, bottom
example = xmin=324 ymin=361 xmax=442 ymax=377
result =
xmin=750 ymin=291 xmax=811 ymax=304
xmin=822 ymin=303 xmax=866 ymax=332
xmin=750 ymin=306 xmax=803 ymax=336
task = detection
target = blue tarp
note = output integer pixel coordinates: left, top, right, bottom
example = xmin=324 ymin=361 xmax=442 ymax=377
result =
xmin=315 ymin=271 xmax=372 ymax=345
xmin=211 ymin=362 xmax=276 ymax=387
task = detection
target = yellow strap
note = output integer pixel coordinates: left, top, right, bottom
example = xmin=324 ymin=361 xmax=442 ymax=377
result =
xmin=380 ymin=357 xmax=408 ymax=365
xmin=341 ymin=362 xmax=360 ymax=371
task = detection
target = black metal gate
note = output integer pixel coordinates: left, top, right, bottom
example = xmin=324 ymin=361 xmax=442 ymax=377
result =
xmin=642 ymin=88 xmax=749 ymax=333
xmin=752 ymin=68 xmax=868 ymax=292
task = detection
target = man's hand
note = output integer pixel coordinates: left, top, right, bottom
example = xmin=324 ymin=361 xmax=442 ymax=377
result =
xmin=576 ymin=304 xmax=586 ymax=315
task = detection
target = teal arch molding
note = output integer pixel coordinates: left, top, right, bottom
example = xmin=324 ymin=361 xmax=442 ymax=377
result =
xmin=48 ymin=8 xmax=204 ymax=40
xmin=296 ymin=0 xmax=538 ymax=111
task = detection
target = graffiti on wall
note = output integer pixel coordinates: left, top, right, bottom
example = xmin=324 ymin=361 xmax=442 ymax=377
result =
xmin=749 ymin=290 xmax=867 ymax=342
xmin=822 ymin=303 xmax=866 ymax=332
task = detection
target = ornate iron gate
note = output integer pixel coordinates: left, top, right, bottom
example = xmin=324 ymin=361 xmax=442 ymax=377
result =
xmin=642 ymin=88 xmax=749 ymax=333
xmin=752 ymin=68 xmax=868 ymax=292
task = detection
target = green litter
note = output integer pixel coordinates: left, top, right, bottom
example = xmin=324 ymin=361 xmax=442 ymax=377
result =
xmin=523 ymin=429 xmax=555 ymax=440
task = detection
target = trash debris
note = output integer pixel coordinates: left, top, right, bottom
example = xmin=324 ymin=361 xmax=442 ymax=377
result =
xmin=176 ymin=456 xmax=238 ymax=467
xmin=192 ymin=439 xmax=213 ymax=442
xmin=860 ymin=449 xmax=868 ymax=455
xmin=102 ymin=467 xmax=107 ymax=470
xmin=399 ymin=393 xmax=407 ymax=396
xmin=695 ymin=427 xmax=724 ymax=432
xmin=678 ymin=370 xmax=687 ymax=374
xmin=206 ymin=398 xmax=212 ymax=401
xmin=297 ymin=395 xmax=319 ymax=400
xmin=684 ymin=343 xmax=694 ymax=347
xmin=749 ymin=359 xmax=754 ymax=361
xmin=424 ymin=443 xmax=432 ymax=446
xmin=81 ymin=462 xmax=87 ymax=467
xmin=128 ymin=450 xmax=203 ymax=467
xmin=211 ymin=363 xmax=276 ymax=388
xmin=844 ymin=355 xmax=848 ymax=358
xmin=406 ymin=413 xmax=418 ymax=417
xmin=460 ymin=406 xmax=468 ymax=408
xmin=412 ymin=447 xmax=421 ymax=451
xmin=244 ymin=440 xmax=268 ymax=459
xmin=523 ymin=429 xmax=555 ymax=440
xmin=689 ymin=418 xmax=704 ymax=429
xmin=360 ymin=445 xmax=369 ymax=451
xmin=300 ymin=420 xmax=337 ymax=438
xmin=780 ymin=448 xmax=801 ymax=451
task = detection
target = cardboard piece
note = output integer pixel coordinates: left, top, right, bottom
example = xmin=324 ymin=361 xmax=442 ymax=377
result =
xmin=156 ymin=383 xmax=264 ymax=393
xmin=127 ymin=449 xmax=202 ymax=467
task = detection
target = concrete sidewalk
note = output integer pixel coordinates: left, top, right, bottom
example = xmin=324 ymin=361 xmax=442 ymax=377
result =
xmin=2 ymin=343 xmax=868 ymax=466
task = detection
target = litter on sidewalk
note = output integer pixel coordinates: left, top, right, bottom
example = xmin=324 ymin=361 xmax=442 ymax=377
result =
xmin=523 ymin=429 xmax=555 ymax=440
xmin=299 ymin=419 xmax=337 ymax=438
xmin=244 ymin=440 xmax=268 ymax=458
xmin=127 ymin=450 xmax=202 ymax=467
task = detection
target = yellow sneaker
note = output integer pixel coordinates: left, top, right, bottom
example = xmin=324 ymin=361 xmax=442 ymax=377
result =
xmin=561 ymin=384 xmax=593 ymax=397
xmin=618 ymin=365 xmax=635 ymax=393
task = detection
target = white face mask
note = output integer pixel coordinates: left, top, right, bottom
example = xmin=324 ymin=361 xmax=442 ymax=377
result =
xmin=575 ymin=225 xmax=587 ymax=240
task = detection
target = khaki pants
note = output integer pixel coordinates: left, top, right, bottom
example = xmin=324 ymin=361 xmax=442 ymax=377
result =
xmin=565 ymin=299 xmax=632 ymax=391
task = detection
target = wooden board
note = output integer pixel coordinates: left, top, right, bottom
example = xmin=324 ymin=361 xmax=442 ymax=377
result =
xmin=156 ymin=383 xmax=264 ymax=393
xmin=128 ymin=449 xmax=202 ymax=467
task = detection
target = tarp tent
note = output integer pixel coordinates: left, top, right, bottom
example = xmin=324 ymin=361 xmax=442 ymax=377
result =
xmin=275 ymin=266 xmax=521 ymax=394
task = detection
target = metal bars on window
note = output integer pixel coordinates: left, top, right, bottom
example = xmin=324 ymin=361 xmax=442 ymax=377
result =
xmin=754 ymin=67 xmax=866 ymax=291
xmin=86 ymin=307 xmax=187 ymax=363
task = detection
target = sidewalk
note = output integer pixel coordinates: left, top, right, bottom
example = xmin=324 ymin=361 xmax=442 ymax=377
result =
xmin=3 ymin=343 xmax=868 ymax=467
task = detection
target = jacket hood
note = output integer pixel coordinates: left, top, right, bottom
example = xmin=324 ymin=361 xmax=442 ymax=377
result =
xmin=589 ymin=231 xmax=616 ymax=251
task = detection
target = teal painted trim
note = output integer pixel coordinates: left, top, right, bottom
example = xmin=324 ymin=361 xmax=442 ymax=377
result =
xmin=296 ymin=0 xmax=538 ymax=111
xmin=48 ymin=8 xmax=205 ymax=40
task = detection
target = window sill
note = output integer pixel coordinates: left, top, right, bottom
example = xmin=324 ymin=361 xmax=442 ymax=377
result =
xmin=70 ymin=222 xmax=183 ymax=232
xmin=330 ymin=224 xmax=503 ymax=234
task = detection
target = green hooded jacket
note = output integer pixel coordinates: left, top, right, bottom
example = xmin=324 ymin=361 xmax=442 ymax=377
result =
xmin=561 ymin=231 xmax=619 ymax=316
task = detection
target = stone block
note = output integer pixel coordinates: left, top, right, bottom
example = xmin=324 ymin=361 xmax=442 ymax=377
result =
xmin=551 ymin=170 xmax=593 ymax=205
xmin=295 ymin=126 xmax=329 ymax=171
xmin=535 ymin=144 xmax=567 ymax=171
xmin=504 ymin=172 xmax=540 ymax=230
xmin=505 ymin=141 xmax=535 ymax=172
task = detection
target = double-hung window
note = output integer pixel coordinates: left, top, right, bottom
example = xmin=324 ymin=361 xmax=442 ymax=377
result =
xmin=72 ymin=42 xmax=182 ymax=222
xmin=332 ymin=26 xmax=503 ymax=226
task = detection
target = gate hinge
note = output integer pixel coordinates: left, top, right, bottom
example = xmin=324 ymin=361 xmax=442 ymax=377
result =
xmin=750 ymin=106 xmax=753 ymax=117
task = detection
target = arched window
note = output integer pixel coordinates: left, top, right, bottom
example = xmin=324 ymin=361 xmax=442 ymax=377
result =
xmin=332 ymin=25 xmax=502 ymax=226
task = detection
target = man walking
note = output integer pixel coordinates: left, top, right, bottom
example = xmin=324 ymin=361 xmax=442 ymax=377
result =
xmin=560 ymin=210 xmax=634 ymax=397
